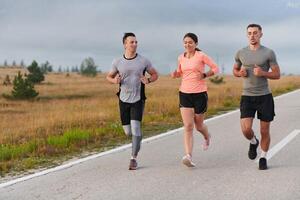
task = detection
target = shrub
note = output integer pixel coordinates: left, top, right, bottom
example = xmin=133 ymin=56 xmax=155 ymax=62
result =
xmin=209 ymin=75 xmax=225 ymax=84
xmin=9 ymin=71 xmax=39 ymax=99
xmin=27 ymin=60 xmax=45 ymax=84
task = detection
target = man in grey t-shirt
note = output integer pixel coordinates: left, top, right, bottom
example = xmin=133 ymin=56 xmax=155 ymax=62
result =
xmin=233 ymin=24 xmax=281 ymax=170
xmin=106 ymin=32 xmax=158 ymax=170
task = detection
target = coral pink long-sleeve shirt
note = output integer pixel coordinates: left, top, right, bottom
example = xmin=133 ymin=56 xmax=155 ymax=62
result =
xmin=177 ymin=51 xmax=219 ymax=93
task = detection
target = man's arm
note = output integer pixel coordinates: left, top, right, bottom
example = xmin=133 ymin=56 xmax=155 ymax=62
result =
xmin=233 ymin=63 xmax=247 ymax=77
xmin=106 ymin=71 xmax=121 ymax=84
xmin=253 ymin=64 xmax=280 ymax=79
xmin=141 ymin=67 xmax=159 ymax=84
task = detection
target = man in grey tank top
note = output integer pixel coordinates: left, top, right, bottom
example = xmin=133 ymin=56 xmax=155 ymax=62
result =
xmin=107 ymin=33 xmax=158 ymax=170
xmin=233 ymin=24 xmax=281 ymax=170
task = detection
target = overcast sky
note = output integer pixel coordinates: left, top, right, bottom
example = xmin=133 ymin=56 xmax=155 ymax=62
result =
xmin=0 ymin=0 xmax=299 ymax=74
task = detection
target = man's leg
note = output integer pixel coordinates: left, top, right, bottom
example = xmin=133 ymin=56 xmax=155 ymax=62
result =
xmin=119 ymin=100 xmax=131 ymax=136
xmin=258 ymin=120 xmax=271 ymax=170
xmin=260 ymin=120 xmax=271 ymax=153
xmin=131 ymin=120 xmax=142 ymax=158
xmin=240 ymin=96 xmax=257 ymax=142
xmin=122 ymin=125 xmax=132 ymax=136
xmin=128 ymin=119 xmax=141 ymax=170
xmin=241 ymin=118 xmax=259 ymax=160
xmin=128 ymin=100 xmax=144 ymax=170
xmin=130 ymin=100 xmax=144 ymax=158
xmin=257 ymin=94 xmax=274 ymax=170
xmin=240 ymin=118 xmax=254 ymax=140
xmin=119 ymin=100 xmax=137 ymax=170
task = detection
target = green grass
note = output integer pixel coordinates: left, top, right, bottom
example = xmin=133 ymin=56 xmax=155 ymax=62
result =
xmin=47 ymin=129 xmax=90 ymax=149
xmin=0 ymin=141 xmax=38 ymax=161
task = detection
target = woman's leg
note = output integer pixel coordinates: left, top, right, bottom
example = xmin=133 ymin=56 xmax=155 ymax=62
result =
xmin=194 ymin=114 xmax=209 ymax=140
xmin=180 ymin=107 xmax=195 ymax=156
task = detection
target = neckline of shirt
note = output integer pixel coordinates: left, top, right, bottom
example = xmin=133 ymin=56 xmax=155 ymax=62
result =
xmin=123 ymin=53 xmax=138 ymax=60
xmin=183 ymin=51 xmax=200 ymax=59
xmin=247 ymin=45 xmax=263 ymax=52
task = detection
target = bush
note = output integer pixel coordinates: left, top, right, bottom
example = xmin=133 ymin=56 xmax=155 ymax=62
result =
xmin=40 ymin=61 xmax=53 ymax=74
xmin=3 ymin=75 xmax=11 ymax=86
xmin=10 ymin=71 xmax=39 ymax=99
xmin=209 ymin=75 xmax=225 ymax=84
xmin=27 ymin=60 xmax=45 ymax=84
xmin=80 ymin=57 xmax=97 ymax=77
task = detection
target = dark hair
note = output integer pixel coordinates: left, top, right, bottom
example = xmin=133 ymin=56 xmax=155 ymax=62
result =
xmin=247 ymin=24 xmax=262 ymax=31
xmin=183 ymin=32 xmax=201 ymax=51
xmin=123 ymin=32 xmax=136 ymax=44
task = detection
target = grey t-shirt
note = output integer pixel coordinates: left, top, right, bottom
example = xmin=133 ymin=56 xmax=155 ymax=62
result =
xmin=235 ymin=45 xmax=278 ymax=96
xmin=110 ymin=54 xmax=153 ymax=103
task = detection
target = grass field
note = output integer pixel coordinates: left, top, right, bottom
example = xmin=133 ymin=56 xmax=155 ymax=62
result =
xmin=0 ymin=67 xmax=300 ymax=177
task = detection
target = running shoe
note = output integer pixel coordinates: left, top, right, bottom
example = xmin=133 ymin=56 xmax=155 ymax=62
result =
xmin=259 ymin=157 xmax=268 ymax=170
xmin=202 ymin=133 xmax=211 ymax=151
xmin=182 ymin=155 xmax=196 ymax=167
xmin=248 ymin=137 xmax=259 ymax=160
xmin=129 ymin=159 xmax=138 ymax=170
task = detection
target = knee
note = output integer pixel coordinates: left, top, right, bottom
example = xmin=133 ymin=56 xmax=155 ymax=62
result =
xmin=123 ymin=125 xmax=132 ymax=136
xmin=131 ymin=120 xmax=142 ymax=137
xmin=261 ymin=127 xmax=270 ymax=136
xmin=195 ymin=124 xmax=204 ymax=132
xmin=184 ymin=123 xmax=194 ymax=133
xmin=241 ymin=126 xmax=252 ymax=135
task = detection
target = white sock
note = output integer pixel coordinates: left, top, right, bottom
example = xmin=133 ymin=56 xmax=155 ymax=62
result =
xmin=260 ymin=151 xmax=267 ymax=158
xmin=131 ymin=156 xmax=136 ymax=160
xmin=250 ymin=136 xmax=257 ymax=144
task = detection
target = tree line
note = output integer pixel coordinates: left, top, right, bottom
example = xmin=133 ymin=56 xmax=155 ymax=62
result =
xmin=2 ymin=57 xmax=101 ymax=100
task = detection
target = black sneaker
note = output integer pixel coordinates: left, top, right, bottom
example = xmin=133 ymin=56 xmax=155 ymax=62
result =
xmin=129 ymin=159 xmax=137 ymax=170
xmin=259 ymin=157 xmax=268 ymax=170
xmin=248 ymin=137 xmax=259 ymax=160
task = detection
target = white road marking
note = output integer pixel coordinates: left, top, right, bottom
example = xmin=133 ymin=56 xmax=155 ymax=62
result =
xmin=255 ymin=129 xmax=300 ymax=162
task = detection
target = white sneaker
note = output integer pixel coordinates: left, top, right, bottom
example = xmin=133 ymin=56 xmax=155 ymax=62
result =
xmin=202 ymin=133 xmax=211 ymax=151
xmin=182 ymin=155 xmax=196 ymax=167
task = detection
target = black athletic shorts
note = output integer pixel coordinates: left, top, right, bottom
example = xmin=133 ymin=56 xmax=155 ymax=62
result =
xmin=119 ymin=99 xmax=145 ymax=125
xmin=240 ymin=93 xmax=275 ymax=122
xmin=179 ymin=91 xmax=208 ymax=114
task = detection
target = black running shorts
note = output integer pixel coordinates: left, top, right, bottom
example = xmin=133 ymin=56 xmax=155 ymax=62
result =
xmin=119 ymin=100 xmax=145 ymax=125
xmin=240 ymin=93 xmax=275 ymax=122
xmin=179 ymin=91 xmax=208 ymax=114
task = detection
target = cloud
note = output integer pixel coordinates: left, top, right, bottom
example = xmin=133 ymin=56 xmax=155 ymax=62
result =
xmin=0 ymin=0 xmax=299 ymax=74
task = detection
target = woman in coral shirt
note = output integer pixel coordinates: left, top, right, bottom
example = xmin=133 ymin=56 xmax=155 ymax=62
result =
xmin=171 ymin=33 xmax=219 ymax=167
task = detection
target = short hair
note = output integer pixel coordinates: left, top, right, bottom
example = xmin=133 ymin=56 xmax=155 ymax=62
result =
xmin=122 ymin=32 xmax=136 ymax=44
xmin=247 ymin=24 xmax=262 ymax=31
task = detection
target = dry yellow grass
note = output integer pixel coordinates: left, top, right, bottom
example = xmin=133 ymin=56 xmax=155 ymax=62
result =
xmin=0 ymin=67 xmax=300 ymax=146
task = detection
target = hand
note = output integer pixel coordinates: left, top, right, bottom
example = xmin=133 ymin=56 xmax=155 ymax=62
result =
xmin=140 ymin=75 xmax=150 ymax=84
xmin=171 ymin=70 xmax=179 ymax=78
xmin=196 ymin=72 xmax=205 ymax=80
xmin=239 ymin=66 xmax=248 ymax=77
xmin=253 ymin=65 xmax=265 ymax=77
xmin=114 ymin=74 xmax=121 ymax=84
